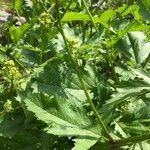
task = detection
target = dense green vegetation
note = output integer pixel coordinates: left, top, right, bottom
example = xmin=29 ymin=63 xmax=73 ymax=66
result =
xmin=0 ymin=0 xmax=150 ymax=149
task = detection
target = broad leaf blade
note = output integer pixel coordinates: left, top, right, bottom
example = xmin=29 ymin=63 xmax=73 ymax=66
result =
xmin=25 ymin=98 xmax=100 ymax=137
xmin=127 ymin=32 xmax=150 ymax=64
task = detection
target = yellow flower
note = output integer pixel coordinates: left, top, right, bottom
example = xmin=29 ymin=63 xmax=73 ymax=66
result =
xmin=3 ymin=100 xmax=13 ymax=113
xmin=68 ymin=37 xmax=80 ymax=49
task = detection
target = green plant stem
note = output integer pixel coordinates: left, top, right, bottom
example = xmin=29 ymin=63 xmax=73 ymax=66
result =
xmin=57 ymin=20 xmax=113 ymax=141
xmin=82 ymin=22 xmax=86 ymax=43
xmin=6 ymin=52 xmax=27 ymax=73
xmin=112 ymin=4 xmax=130 ymax=22
xmin=35 ymin=0 xmax=54 ymax=22
xmin=0 ymin=48 xmax=27 ymax=74
xmin=89 ymin=0 xmax=93 ymax=38
xmin=96 ymin=134 xmax=150 ymax=149
xmin=106 ymin=49 xmax=119 ymax=83
xmin=36 ymin=0 xmax=48 ymax=13
xmin=40 ymin=0 xmax=112 ymax=141
xmin=117 ymin=134 xmax=150 ymax=147
xmin=82 ymin=0 xmax=98 ymax=32
xmin=12 ymin=0 xmax=15 ymax=19
xmin=61 ymin=0 xmax=72 ymax=19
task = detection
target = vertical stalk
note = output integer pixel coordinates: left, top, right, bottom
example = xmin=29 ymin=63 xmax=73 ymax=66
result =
xmin=12 ymin=0 xmax=15 ymax=19
xmin=106 ymin=49 xmax=119 ymax=83
xmin=82 ymin=22 xmax=86 ymax=43
xmin=89 ymin=0 xmax=93 ymax=38
xmin=82 ymin=0 xmax=98 ymax=32
xmin=58 ymin=22 xmax=112 ymax=140
xmin=38 ymin=0 xmax=113 ymax=141
xmin=58 ymin=10 xmax=114 ymax=141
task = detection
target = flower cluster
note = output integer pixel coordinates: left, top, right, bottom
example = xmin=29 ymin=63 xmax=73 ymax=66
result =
xmin=68 ymin=37 xmax=80 ymax=49
xmin=3 ymin=99 xmax=13 ymax=113
xmin=39 ymin=12 xmax=51 ymax=27
xmin=2 ymin=60 xmax=21 ymax=81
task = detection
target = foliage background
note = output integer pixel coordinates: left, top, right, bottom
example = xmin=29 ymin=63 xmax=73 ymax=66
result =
xmin=0 ymin=0 xmax=150 ymax=149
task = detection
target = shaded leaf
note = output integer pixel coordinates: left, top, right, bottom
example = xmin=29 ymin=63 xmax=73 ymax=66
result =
xmin=127 ymin=32 xmax=150 ymax=64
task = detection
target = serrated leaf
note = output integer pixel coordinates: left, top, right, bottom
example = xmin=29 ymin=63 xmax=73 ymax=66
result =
xmin=130 ymin=68 xmax=150 ymax=84
xmin=21 ymin=56 xmax=102 ymax=149
xmin=25 ymin=97 xmax=100 ymax=150
xmin=127 ymin=32 xmax=150 ymax=64
xmin=101 ymin=68 xmax=150 ymax=125
xmin=114 ymin=122 xmax=128 ymax=138
xmin=25 ymin=98 xmax=100 ymax=139
xmin=72 ymin=137 xmax=97 ymax=150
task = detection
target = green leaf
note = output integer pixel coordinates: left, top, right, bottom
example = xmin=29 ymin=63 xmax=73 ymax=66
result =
xmin=14 ymin=0 xmax=23 ymax=12
xmin=9 ymin=23 xmax=31 ymax=43
xmin=130 ymin=68 xmax=150 ymax=84
xmin=62 ymin=10 xmax=115 ymax=28
xmin=62 ymin=12 xmax=91 ymax=22
xmin=0 ymin=113 xmax=25 ymax=137
xmin=116 ymin=4 xmax=140 ymax=21
xmin=0 ymin=129 xmax=43 ymax=150
xmin=24 ymin=95 xmax=100 ymax=150
xmin=137 ymin=0 xmax=150 ymax=21
xmin=120 ymin=123 xmax=150 ymax=134
xmin=73 ymin=138 xmax=98 ymax=150
xmin=114 ymin=122 xmax=128 ymax=138
xmin=127 ymin=32 xmax=150 ymax=64
xmin=25 ymin=97 xmax=99 ymax=139
xmin=20 ymin=56 xmax=102 ymax=149
xmin=99 ymin=9 xmax=115 ymax=23
xmin=101 ymin=67 xmax=150 ymax=125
